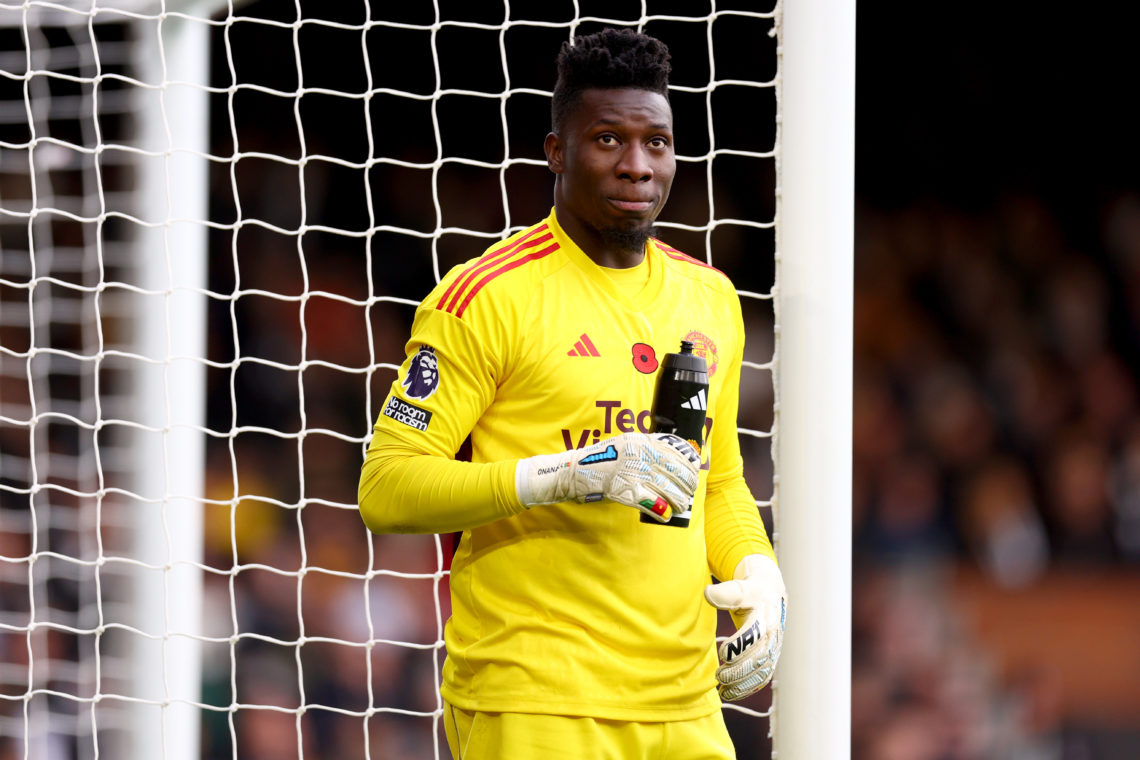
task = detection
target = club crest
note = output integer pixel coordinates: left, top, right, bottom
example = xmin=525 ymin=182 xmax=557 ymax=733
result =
xmin=683 ymin=330 xmax=718 ymax=377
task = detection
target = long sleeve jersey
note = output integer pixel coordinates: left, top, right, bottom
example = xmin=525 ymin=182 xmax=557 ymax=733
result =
xmin=359 ymin=209 xmax=773 ymax=721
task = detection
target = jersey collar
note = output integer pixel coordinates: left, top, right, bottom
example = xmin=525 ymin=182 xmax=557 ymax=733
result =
xmin=546 ymin=208 xmax=666 ymax=311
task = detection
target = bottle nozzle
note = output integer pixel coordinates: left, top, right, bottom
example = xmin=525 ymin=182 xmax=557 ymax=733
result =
xmin=680 ymin=340 xmax=694 ymax=354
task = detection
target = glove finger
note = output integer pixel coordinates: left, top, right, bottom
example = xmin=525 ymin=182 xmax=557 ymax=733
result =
xmin=655 ymin=479 xmax=695 ymax=512
xmin=647 ymin=458 xmax=698 ymax=498
xmin=632 ymin=473 xmax=693 ymax=512
xmin=665 ymin=444 xmax=701 ymax=477
xmin=639 ymin=495 xmax=673 ymax=522
xmin=649 ymin=436 xmax=700 ymax=481
xmin=717 ymin=656 xmax=777 ymax=701
xmin=717 ymin=627 xmax=776 ymax=678
xmin=620 ymin=482 xmax=673 ymax=522
xmin=653 ymin=433 xmax=700 ymax=465
xmin=720 ymin=660 xmax=775 ymax=697
xmin=703 ymin=579 xmax=751 ymax=610
xmin=618 ymin=438 xmax=695 ymax=497
xmin=716 ymin=633 xmax=778 ymax=683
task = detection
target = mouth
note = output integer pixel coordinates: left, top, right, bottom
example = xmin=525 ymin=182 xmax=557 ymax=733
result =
xmin=607 ymin=197 xmax=655 ymax=213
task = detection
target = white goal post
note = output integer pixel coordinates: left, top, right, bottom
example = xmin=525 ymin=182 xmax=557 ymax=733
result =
xmin=1 ymin=2 xmax=211 ymax=759
xmin=774 ymin=0 xmax=855 ymax=757
xmin=0 ymin=2 xmax=852 ymax=759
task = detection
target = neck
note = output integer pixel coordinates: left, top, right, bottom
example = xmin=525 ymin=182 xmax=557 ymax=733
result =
xmin=554 ymin=204 xmax=649 ymax=269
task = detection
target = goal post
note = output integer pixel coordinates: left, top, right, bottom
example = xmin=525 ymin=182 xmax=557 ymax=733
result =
xmin=773 ymin=0 xmax=855 ymax=757
xmin=128 ymin=5 xmax=215 ymax=759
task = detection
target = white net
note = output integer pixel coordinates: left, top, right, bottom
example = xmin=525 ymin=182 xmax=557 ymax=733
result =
xmin=0 ymin=1 xmax=780 ymax=758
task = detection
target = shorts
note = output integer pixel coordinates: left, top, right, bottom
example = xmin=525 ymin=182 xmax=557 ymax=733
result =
xmin=443 ymin=702 xmax=736 ymax=760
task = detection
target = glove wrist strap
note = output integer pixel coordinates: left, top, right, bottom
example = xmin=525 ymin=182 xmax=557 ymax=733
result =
xmin=516 ymin=452 xmax=572 ymax=506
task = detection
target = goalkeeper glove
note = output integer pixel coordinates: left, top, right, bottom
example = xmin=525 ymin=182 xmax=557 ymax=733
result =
xmin=704 ymin=554 xmax=786 ymax=701
xmin=515 ymin=432 xmax=700 ymax=522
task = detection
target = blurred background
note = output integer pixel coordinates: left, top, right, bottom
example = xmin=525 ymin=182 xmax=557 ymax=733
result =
xmin=853 ymin=2 xmax=1140 ymax=758
xmin=4 ymin=1 xmax=1140 ymax=759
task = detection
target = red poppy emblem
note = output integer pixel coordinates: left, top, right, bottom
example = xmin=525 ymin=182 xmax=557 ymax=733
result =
xmin=632 ymin=343 xmax=658 ymax=374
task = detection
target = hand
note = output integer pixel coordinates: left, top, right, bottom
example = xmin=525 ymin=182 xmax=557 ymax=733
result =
xmin=704 ymin=554 xmax=786 ymax=701
xmin=515 ymin=432 xmax=700 ymax=522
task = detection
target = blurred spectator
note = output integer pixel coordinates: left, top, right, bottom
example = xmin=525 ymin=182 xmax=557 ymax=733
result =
xmin=1110 ymin=421 xmax=1140 ymax=561
xmin=958 ymin=457 xmax=1048 ymax=589
xmin=859 ymin=449 xmax=952 ymax=564
xmin=1040 ymin=426 xmax=1117 ymax=563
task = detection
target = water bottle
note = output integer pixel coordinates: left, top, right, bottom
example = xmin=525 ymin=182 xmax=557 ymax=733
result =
xmin=641 ymin=340 xmax=708 ymax=527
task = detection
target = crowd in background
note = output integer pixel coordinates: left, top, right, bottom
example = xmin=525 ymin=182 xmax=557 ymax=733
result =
xmin=855 ymin=193 xmax=1140 ymax=573
xmin=851 ymin=192 xmax=1140 ymax=759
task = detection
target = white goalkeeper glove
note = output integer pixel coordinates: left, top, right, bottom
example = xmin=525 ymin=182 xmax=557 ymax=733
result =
xmin=704 ymin=554 xmax=786 ymax=701
xmin=515 ymin=432 xmax=700 ymax=522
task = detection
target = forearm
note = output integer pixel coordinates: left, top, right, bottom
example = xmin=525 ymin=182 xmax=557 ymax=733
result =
xmin=359 ymin=431 xmax=701 ymax=534
xmin=358 ymin=448 xmax=524 ymax=534
xmin=704 ymin=476 xmax=775 ymax=582
xmin=701 ymin=302 xmax=774 ymax=580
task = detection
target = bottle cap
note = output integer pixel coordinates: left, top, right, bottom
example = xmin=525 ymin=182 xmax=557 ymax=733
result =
xmin=665 ymin=340 xmax=707 ymax=374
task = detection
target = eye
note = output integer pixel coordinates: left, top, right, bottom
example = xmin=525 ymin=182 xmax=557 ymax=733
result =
xmin=597 ymin=134 xmax=619 ymax=146
xmin=648 ymin=136 xmax=670 ymax=149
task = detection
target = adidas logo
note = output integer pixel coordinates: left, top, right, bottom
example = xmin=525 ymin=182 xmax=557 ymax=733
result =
xmin=681 ymin=389 xmax=707 ymax=410
xmin=567 ymin=333 xmax=600 ymax=357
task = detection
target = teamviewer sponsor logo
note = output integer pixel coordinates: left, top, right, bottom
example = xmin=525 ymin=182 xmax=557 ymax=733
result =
xmin=383 ymin=396 xmax=432 ymax=431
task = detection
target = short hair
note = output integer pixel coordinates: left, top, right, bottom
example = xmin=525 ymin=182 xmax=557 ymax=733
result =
xmin=551 ymin=28 xmax=672 ymax=134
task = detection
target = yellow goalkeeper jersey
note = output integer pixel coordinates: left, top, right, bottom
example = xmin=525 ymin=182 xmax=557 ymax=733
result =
xmin=364 ymin=209 xmax=772 ymax=721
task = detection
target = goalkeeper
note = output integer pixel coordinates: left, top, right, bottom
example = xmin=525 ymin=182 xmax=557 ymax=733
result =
xmin=359 ymin=28 xmax=785 ymax=760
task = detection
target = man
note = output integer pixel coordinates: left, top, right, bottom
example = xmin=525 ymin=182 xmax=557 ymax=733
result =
xmin=359 ymin=28 xmax=786 ymax=759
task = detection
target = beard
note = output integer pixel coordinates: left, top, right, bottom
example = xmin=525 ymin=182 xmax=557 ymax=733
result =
xmin=600 ymin=222 xmax=654 ymax=253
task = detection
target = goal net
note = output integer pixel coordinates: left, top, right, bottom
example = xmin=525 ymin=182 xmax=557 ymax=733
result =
xmin=0 ymin=1 xmax=795 ymax=758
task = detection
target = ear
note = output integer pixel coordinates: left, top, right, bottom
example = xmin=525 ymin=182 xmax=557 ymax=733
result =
xmin=544 ymin=132 xmax=564 ymax=174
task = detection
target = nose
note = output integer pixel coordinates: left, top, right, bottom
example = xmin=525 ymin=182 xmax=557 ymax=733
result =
xmin=616 ymin=143 xmax=653 ymax=182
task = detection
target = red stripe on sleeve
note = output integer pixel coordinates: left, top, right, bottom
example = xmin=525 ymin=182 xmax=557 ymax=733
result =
xmin=657 ymin=244 xmax=713 ymax=269
xmin=656 ymin=241 xmax=728 ymax=277
xmin=436 ymin=224 xmax=549 ymax=312
xmin=454 ymin=242 xmax=560 ymax=319
xmin=439 ymin=229 xmax=553 ymax=314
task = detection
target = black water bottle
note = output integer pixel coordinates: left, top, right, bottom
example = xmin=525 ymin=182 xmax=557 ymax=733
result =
xmin=641 ymin=340 xmax=708 ymax=528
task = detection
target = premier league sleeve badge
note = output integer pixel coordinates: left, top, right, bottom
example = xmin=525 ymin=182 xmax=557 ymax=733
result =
xmin=402 ymin=345 xmax=440 ymax=400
